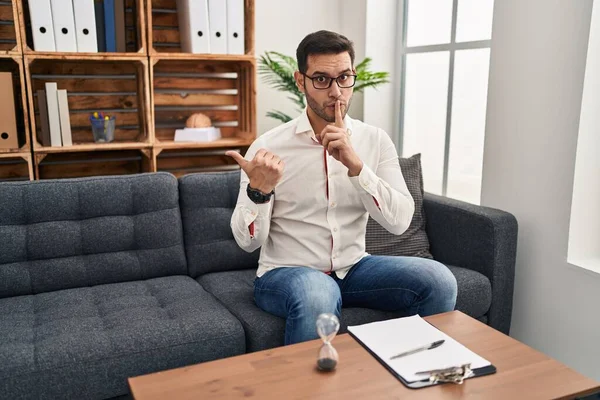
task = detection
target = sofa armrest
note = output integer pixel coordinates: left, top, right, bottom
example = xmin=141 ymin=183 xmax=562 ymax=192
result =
xmin=423 ymin=192 xmax=518 ymax=335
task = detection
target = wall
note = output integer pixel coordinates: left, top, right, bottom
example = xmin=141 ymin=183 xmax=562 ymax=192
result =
xmin=254 ymin=0 xmax=341 ymax=135
xmin=481 ymin=0 xmax=600 ymax=380
xmin=363 ymin=0 xmax=400 ymax=143
xmin=568 ymin=0 xmax=600 ymax=271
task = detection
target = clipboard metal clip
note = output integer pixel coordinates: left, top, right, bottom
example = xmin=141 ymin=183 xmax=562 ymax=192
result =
xmin=415 ymin=363 xmax=474 ymax=385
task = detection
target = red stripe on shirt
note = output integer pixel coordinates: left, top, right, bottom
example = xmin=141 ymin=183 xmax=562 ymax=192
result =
xmin=373 ymin=197 xmax=380 ymax=209
xmin=249 ymin=222 xmax=255 ymax=237
xmin=324 ymin=149 xmax=334 ymax=273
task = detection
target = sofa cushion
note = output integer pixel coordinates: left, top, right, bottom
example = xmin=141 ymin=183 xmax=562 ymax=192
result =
xmin=0 ymin=276 xmax=245 ymax=400
xmin=178 ymin=172 xmax=260 ymax=278
xmin=197 ymin=265 xmax=491 ymax=352
xmin=366 ymin=153 xmax=433 ymax=259
xmin=0 ymin=173 xmax=187 ymax=299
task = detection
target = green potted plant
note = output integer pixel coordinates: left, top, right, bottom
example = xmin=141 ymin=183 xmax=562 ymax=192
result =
xmin=258 ymin=51 xmax=390 ymax=123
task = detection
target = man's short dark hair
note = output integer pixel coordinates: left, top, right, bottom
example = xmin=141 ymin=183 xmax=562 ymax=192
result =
xmin=296 ymin=30 xmax=355 ymax=74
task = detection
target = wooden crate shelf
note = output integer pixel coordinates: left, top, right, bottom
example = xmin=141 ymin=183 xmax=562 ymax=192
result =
xmin=0 ymin=54 xmax=29 ymax=153
xmin=154 ymin=148 xmax=240 ymax=178
xmin=0 ymin=151 xmax=33 ymax=181
xmin=10 ymin=0 xmax=256 ymax=180
xmin=0 ymin=1 xmax=21 ymax=54
xmin=150 ymin=56 xmax=256 ymax=149
xmin=25 ymin=54 xmax=152 ymax=150
xmin=18 ymin=0 xmax=146 ymax=56
xmin=35 ymin=148 xmax=153 ymax=179
xmin=148 ymin=0 xmax=254 ymax=56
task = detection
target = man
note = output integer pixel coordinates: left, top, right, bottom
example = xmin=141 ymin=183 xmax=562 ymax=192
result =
xmin=226 ymin=30 xmax=457 ymax=345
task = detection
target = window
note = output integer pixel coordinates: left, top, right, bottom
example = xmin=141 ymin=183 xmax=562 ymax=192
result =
xmin=398 ymin=0 xmax=494 ymax=204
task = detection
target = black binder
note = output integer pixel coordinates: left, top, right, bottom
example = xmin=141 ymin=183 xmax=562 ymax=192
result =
xmin=348 ymin=330 xmax=497 ymax=389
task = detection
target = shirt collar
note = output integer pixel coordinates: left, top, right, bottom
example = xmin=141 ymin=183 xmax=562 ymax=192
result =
xmin=294 ymin=107 xmax=354 ymax=136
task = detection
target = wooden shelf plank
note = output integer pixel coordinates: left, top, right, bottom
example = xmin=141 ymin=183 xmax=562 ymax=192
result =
xmin=24 ymin=53 xmax=148 ymax=62
xmin=0 ymin=150 xmax=29 ymax=159
xmin=34 ymin=142 xmax=151 ymax=154
xmin=149 ymin=53 xmax=256 ymax=63
xmin=154 ymin=138 xmax=252 ymax=150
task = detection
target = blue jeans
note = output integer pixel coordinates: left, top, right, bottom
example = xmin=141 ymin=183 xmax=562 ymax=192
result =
xmin=254 ymin=255 xmax=457 ymax=345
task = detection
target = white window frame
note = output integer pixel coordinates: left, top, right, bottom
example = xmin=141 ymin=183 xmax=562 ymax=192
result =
xmin=397 ymin=0 xmax=492 ymax=196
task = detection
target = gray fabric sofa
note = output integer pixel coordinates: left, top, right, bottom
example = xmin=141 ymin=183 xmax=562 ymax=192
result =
xmin=0 ymin=171 xmax=517 ymax=399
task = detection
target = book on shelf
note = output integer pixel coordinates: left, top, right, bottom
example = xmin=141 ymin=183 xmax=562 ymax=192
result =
xmin=49 ymin=0 xmax=78 ymax=52
xmin=44 ymin=82 xmax=62 ymax=147
xmin=73 ymin=0 xmax=99 ymax=52
xmin=57 ymin=90 xmax=73 ymax=146
xmin=27 ymin=0 xmax=128 ymax=53
xmin=36 ymin=90 xmax=52 ymax=147
xmin=175 ymin=0 xmax=245 ymax=54
xmin=0 ymin=72 xmax=19 ymax=150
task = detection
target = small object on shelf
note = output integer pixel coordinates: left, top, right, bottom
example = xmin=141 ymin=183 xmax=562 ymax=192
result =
xmin=90 ymin=113 xmax=115 ymax=143
xmin=185 ymin=112 xmax=212 ymax=128
xmin=174 ymin=127 xmax=221 ymax=142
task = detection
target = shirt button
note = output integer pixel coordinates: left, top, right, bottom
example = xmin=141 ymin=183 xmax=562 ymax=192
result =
xmin=333 ymin=227 xmax=338 ymax=232
xmin=332 ymin=255 xmax=336 ymax=259
xmin=331 ymin=202 xmax=336 ymax=207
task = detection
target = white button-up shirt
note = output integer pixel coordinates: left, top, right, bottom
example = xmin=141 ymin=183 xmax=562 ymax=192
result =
xmin=231 ymin=109 xmax=415 ymax=278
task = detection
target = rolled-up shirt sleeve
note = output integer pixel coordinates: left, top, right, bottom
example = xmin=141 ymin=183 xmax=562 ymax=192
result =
xmin=230 ymin=140 xmax=274 ymax=252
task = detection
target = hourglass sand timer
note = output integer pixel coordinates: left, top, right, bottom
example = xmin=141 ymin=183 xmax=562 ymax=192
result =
xmin=316 ymin=313 xmax=340 ymax=372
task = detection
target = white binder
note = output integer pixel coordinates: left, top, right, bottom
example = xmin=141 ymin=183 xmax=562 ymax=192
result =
xmin=45 ymin=83 xmax=62 ymax=147
xmin=226 ymin=0 xmax=244 ymax=54
xmin=50 ymin=0 xmax=78 ymax=52
xmin=72 ymin=0 xmax=98 ymax=52
xmin=57 ymin=90 xmax=73 ymax=146
xmin=176 ymin=0 xmax=211 ymax=53
xmin=28 ymin=0 xmax=56 ymax=51
xmin=208 ymin=0 xmax=227 ymax=54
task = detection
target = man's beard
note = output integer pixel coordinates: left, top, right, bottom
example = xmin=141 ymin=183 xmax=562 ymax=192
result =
xmin=305 ymin=92 xmax=352 ymax=123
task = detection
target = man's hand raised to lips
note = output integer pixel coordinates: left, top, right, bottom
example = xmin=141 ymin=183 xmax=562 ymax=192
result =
xmin=316 ymin=100 xmax=364 ymax=177
xmin=225 ymin=149 xmax=284 ymax=194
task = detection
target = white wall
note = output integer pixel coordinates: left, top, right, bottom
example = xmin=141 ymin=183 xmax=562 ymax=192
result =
xmin=568 ymin=0 xmax=600 ymax=271
xmin=363 ymin=0 xmax=400 ymax=143
xmin=340 ymin=0 xmax=367 ymax=121
xmin=255 ymin=0 xmax=341 ymax=135
xmin=482 ymin=0 xmax=600 ymax=381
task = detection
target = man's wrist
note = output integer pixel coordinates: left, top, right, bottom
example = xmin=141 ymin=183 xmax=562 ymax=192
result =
xmin=249 ymin=181 xmax=274 ymax=194
xmin=347 ymin=160 xmax=364 ymax=177
xmin=246 ymin=184 xmax=274 ymax=204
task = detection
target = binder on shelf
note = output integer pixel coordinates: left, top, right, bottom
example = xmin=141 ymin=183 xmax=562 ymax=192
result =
xmin=104 ymin=0 xmax=117 ymax=52
xmin=347 ymin=315 xmax=497 ymax=389
xmin=208 ymin=0 xmax=228 ymax=54
xmin=73 ymin=0 xmax=98 ymax=52
xmin=0 ymin=72 xmax=19 ymax=150
xmin=176 ymin=0 xmax=211 ymax=53
xmin=28 ymin=0 xmax=57 ymax=51
xmin=57 ymin=90 xmax=73 ymax=146
xmin=226 ymin=0 xmax=244 ymax=54
xmin=114 ymin=0 xmax=126 ymax=52
xmin=36 ymin=90 xmax=52 ymax=147
xmin=44 ymin=82 xmax=62 ymax=147
xmin=50 ymin=0 xmax=78 ymax=52
xmin=94 ymin=0 xmax=106 ymax=52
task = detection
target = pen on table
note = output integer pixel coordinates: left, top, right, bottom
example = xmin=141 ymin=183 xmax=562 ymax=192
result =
xmin=389 ymin=339 xmax=445 ymax=360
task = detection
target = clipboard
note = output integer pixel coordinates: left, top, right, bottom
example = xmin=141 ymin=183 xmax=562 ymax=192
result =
xmin=348 ymin=330 xmax=496 ymax=389
xmin=346 ymin=315 xmax=497 ymax=389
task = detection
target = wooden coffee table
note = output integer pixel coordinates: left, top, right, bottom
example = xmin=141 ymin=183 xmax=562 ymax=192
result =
xmin=128 ymin=311 xmax=599 ymax=399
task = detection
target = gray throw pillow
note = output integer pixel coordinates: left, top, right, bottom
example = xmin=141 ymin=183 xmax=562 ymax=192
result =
xmin=365 ymin=153 xmax=433 ymax=259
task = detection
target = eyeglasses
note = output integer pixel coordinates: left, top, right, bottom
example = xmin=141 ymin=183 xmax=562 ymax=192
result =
xmin=302 ymin=73 xmax=357 ymax=90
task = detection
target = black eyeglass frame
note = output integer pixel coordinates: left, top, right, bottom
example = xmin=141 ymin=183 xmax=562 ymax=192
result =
xmin=302 ymin=73 xmax=358 ymax=90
